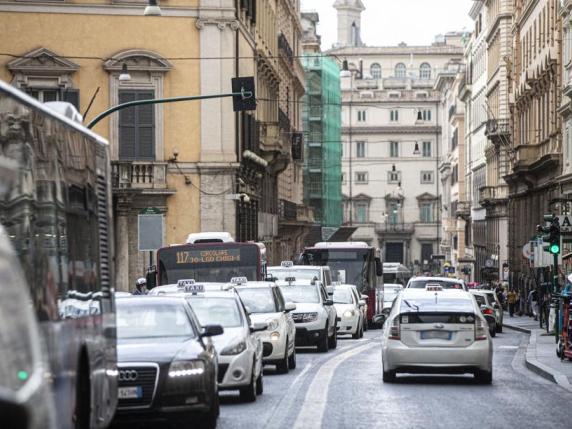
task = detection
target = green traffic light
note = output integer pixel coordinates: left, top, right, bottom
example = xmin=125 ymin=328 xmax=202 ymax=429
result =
xmin=17 ymin=370 xmax=29 ymax=381
xmin=549 ymin=243 xmax=560 ymax=254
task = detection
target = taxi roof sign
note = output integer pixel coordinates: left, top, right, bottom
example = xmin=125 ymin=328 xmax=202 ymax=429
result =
xmin=285 ymin=277 xmax=296 ymax=283
xmin=281 ymin=261 xmax=294 ymax=268
xmin=425 ymin=284 xmax=443 ymax=292
xmin=177 ymin=279 xmax=195 ymax=287
xmin=230 ymin=277 xmax=248 ymax=284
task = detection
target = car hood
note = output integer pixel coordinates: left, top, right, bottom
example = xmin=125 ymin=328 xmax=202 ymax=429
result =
xmin=334 ymin=303 xmax=354 ymax=316
xmin=210 ymin=327 xmax=246 ymax=352
xmin=248 ymin=312 xmax=282 ymax=324
xmin=118 ymin=336 xmax=203 ymax=363
xmin=291 ymin=302 xmax=322 ymax=313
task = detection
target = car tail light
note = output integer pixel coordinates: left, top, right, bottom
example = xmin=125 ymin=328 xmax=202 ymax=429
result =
xmin=389 ymin=317 xmax=400 ymax=340
xmin=475 ymin=317 xmax=488 ymax=341
xmin=482 ymin=308 xmax=493 ymax=315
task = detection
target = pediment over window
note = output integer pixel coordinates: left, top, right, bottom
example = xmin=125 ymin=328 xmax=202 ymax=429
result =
xmin=7 ymin=47 xmax=79 ymax=75
xmin=353 ymin=193 xmax=372 ymax=201
xmin=417 ymin=192 xmax=438 ymax=201
xmin=104 ymin=50 xmax=172 ymax=73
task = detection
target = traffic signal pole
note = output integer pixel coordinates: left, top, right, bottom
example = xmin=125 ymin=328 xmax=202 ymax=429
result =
xmin=538 ymin=213 xmax=561 ymax=338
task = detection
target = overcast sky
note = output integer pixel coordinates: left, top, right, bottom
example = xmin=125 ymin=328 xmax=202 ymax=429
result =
xmin=300 ymin=0 xmax=475 ymax=49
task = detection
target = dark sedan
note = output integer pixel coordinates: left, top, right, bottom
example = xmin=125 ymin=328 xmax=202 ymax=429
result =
xmin=112 ymin=296 xmax=223 ymax=428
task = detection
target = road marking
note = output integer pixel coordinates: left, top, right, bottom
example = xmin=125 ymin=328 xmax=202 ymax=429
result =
xmin=292 ymin=341 xmax=377 ymax=429
xmin=499 ymin=345 xmax=519 ymax=350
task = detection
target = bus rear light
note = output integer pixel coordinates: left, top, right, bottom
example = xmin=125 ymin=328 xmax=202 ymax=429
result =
xmin=388 ymin=317 xmax=400 ymax=340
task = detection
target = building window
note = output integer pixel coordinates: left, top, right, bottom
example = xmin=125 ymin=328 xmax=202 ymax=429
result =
xmin=395 ymin=63 xmax=406 ymax=78
xmin=388 ymin=202 xmax=400 ymax=224
xmin=355 ymin=172 xmax=368 ymax=184
xmin=417 ymin=109 xmax=432 ymax=121
xmin=356 ymin=141 xmax=366 ymax=158
xmin=357 ymin=110 xmax=367 ymax=122
xmin=419 ymin=62 xmax=431 ymax=79
xmin=390 ymin=141 xmax=399 ymax=157
xmin=422 ymin=141 xmax=432 ymax=157
xmin=421 ymin=171 xmax=434 ymax=184
xmin=118 ymin=90 xmax=156 ymax=160
xmin=451 ymin=164 xmax=459 ymax=185
xmin=355 ymin=202 xmax=369 ymax=223
xmin=370 ymin=63 xmax=382 ymax=79
xmin=388 ymin=171 xmax=401 ymax=183
xmin=390 ymin=109 xmax=399 ymax=122
xmin=420 ymin=202 xmax=433 ymax=223
xmin=421 ymin=243 xmax=433 ymax=265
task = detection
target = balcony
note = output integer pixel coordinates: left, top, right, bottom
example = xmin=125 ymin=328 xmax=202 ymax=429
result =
xmin=259 ymin=121 xmax=281 ymax=153
xmin=485 ymin=119 xmax=511 ymax=145
xmin=111 ymin=161 xmax=170 ymax=192
xmin=355 ymin=79 xmax=379 ymax=90
xmin=375 ymin=222 xmax=415 ymax=234
xmin=478 ymin=186 xmax=508 ymax=207
xmin=279 ymin=199 xmax=297 ymax=221
xmin=455 ymin=200 xmax=471 ymax=218
xmin=278 ymin=33 xmax=293 ymax=66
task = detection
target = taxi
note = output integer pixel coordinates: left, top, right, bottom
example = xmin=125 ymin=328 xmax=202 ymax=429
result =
xmin=333 ymin=284 xmax=365 ymax=339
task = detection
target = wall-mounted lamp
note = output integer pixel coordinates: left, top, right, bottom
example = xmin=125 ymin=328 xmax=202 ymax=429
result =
xmin=391 ymin=164 xmax=396 ymax=172
xmin=144 ymin=0 xmax=162 ymax=16
xmin=118 ymin=63 xmax=131 ymax=82
xmin=413 ymin=142 xmax=420 ymax=155
xmin=168 ymin=148 xmax=179 ymax=163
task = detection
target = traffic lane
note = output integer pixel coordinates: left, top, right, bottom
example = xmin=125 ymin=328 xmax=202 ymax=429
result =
xmin=217 ymin=332 xmax=380 ymax=429
xmin=323 ymin=330 xmax=572 ymax=429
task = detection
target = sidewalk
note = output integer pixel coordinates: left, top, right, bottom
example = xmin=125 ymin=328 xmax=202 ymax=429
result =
xmin=503 ymin=312 xmax=572 ymax=392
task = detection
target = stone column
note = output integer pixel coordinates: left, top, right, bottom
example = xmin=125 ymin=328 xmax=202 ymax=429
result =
xmin=115 ymin=206 xmax=130 ymax=292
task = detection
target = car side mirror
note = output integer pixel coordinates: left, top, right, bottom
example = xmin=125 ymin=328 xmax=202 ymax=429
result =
xmin=284 ymin=302 xmax=296 ymax=312
xmin=326 ymin=286 xmax=334 ymax=296
xmin=360 ymin=294 xmax=368 ymax=301
xmin=358 ymin=300 xmax=366 ymax=307
xmin=0 ymin=393 xmax=29 ymax=429
xmin=250 ymin=322 xmax=268 ymax=333
xmin=324 ymin=299 xmax=334 ymax=306
xmin=146 ymin=265 xmax=157 ymax=290
xmin=201 ymin=324 xmax=224 ymax=337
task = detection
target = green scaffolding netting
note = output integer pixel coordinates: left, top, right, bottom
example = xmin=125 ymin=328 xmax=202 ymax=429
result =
xmin=302 ymin=55 xmax=342 ymax=227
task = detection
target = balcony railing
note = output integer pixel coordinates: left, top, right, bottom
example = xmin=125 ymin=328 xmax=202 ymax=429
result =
xmin=455 ymin=200 xmax=471 ymax=217
xmin=478 ymin=185 xmax=509 ymax=206
xmin=111 ymin=161 xmax=168 ymax=190
xmin=485 ymin=119 xmax=511 ymax=142
xmin=375 ymin=223 xmax=415 ymax=234
xmin=279 ymin=199 xmax=297 ymax=221
xmin=278 ymin=33 xmax=293 ymax=65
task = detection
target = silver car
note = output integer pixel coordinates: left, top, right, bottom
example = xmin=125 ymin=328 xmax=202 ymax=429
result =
xmin=382 ymin=287 xmax=493 ymax=384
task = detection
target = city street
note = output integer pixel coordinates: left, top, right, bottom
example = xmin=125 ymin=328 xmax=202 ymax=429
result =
xmin=215 ymin=329 xmax=572 ymax=429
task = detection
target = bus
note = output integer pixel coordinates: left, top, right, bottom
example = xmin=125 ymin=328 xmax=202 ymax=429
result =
xmin=382 ymin=262 xmax=412 ymax=286
xmin=0 ymin=82 xmax=117 ymax=429
xmin=299 ymin=242 xmax=384 ymax=326
xmin=151 ymin=232 xmax=264 ymax=286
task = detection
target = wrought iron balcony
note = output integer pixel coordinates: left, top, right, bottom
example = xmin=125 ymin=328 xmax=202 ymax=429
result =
xmin=375 ymin=222 xmax=415 ymax=234
xmin=111 ymin=161 xmax=169 ymax=191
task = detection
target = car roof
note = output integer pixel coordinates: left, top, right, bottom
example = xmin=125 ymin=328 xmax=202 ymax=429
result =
xmin=234 ymin=282 xmax=276 ymax=289
xmin=268 ymin=265 xmax=324 ymax=271
xmin=472 ymin=289 xmax=495 ymax=293
xmin=186 ymin=290 xmax=238 ymax=299
xmin=408 ymin=276 xmax=463 ymax=283
xmin=116 ymin=295 xmax=188 ymax=305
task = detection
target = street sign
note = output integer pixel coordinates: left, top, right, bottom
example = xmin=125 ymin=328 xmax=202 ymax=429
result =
xmin=231 ymin=77 xmax=256 ymax=111
xmin=431 ymin=254 xmax=445 ymax=260
xmin=558 ymin=215 xmax=572 ymax=233
xmin=138 ymin=214 xmax=164 ymax=251
xmin=139 ymin=207 xmax=161 ymax=215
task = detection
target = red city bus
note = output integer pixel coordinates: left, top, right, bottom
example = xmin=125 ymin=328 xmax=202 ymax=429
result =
xmin=299 ymin=242 xmax=384 ymax=326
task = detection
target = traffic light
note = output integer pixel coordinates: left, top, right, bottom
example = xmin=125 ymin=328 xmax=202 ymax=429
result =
xmin=538 ymin=214 xmax=561 ymax=255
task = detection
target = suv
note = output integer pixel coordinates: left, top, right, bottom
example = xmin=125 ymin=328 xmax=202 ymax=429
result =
xmin=405 ymin=276 xmax=467 ymax=291
xmin=277 ymin=281 xmax=338 ymax=352
xmin=268 ymin=261 xmax=333 ymax=287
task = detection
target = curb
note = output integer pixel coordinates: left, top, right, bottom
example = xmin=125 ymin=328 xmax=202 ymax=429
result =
xmin=504 ymin=323 xmax=572 ymax=393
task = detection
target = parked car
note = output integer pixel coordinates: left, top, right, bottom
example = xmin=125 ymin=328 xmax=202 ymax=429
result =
xmin=470 ymin=291 xmax=498 ymax=337
xmin=113 ymin=295 xmax=222 ymax=428
xmin=405 ymin=276 xmax=467 ymax=291
xmin=234 ymin=282 xmax=297 ymax=373
xmin=333 ymin=284 xmax=365 ymax=339
xmin=382 ymin=287 xmax=493 ymax=384
xmin=278 ymin=281 xmax=338 ymax=352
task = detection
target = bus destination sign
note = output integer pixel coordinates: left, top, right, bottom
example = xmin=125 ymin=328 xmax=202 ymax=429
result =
xmin=176 ymin=248 xmax=241 ymax=264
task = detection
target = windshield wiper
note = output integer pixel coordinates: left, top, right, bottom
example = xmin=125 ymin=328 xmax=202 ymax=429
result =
xmin=403 ymin=299 xmax=419 ymax=311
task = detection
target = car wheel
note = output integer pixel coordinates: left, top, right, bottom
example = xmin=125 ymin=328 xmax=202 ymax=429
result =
xmin=359 ymin=323 xmax=364 ymax=338
xmin=288 ymin=343 xmax=297 ymax=370
xmin=490 ymin=325 xmax=496 ymax=337
xmin=363 ymin=317 xmax=368 ymax=331
xmin=382 ymin=368 xmax=396 ymax=383
xmin=239 ymin=368 xmax=257 ymax=402
xmin=255 ymin=371 xmax=263 ymax=396
xmin=317 ymin=324 xmax=329 ymax=353
xmin=276 ymin=343 xmax=289 ymax=374
xmin=475 ymin=370 xmax=493 ymax=384
xmin=328 ymin=324 xmax=338 ymax=349
xmin=352 ymin=320 xmax=361 ymax=339
xmin=497 ymin=323 xmax=503 ymax=333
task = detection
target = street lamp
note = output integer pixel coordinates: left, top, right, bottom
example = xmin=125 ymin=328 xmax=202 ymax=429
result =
xmin=144 ymin=0 xmax=162 ymax=16
xmin=118 ymin=63 xmax=131 ymax=82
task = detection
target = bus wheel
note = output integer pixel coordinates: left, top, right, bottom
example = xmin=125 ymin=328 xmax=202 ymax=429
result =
xmin=74 ymin=355 xmax=91 ymax=429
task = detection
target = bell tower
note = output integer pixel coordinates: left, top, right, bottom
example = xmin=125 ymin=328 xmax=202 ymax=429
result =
xmin=333 ymin=0 xmax=366 ymax=47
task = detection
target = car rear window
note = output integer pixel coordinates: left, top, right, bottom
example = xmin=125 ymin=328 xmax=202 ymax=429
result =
xmin=399 ymin=297 xmax=474 ymax=313
xmin=400 ymin=312 xmax=476 ymax=324
xmin=408 ymin=280 xmax=464 ymax=290
xmin=473 ymin=294 xmax=487 ymax=306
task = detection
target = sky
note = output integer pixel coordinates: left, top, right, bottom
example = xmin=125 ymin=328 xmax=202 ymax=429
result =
xmin=300 ymin=0 xmax=475 ymax=49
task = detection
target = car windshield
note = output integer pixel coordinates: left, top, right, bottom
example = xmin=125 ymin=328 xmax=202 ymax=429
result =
xmin=408 ymin=279 xmax=464 ymax=290
xmin=279 ymin=285 xmax=320 ymax=304
xmin=187 ymin=297 xmax=243 ymax=327
xmin=333 ymin=288 xmax=353 ymax=304
xmin=116 ymin=301 xmax=195 ymax=339
xmin=384 ymin=286 xmax=402 ymax=301
xmin=237 ymin=288 xmax=277 ymax=313
xmin=269 ymin=269 xmax=321 ymax=282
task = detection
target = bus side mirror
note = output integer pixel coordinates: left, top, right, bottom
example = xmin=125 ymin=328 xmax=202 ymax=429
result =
xmin=146 ymin=265 xmax=157 ymax=289
xmin=375 ymin=258 xmax=383 ymax=276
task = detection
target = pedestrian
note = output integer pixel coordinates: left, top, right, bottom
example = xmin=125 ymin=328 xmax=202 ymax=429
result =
xmin=132 ymin=277 xmax=148 ymax=295
xmin=507 ymin=289 xmax=516 ymax=317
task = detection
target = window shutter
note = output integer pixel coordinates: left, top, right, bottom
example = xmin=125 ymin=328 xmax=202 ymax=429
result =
xmin=137 ymin=91 xmax=155 ymax=160
xmin=62 ymin=89 xmax=80 ymax=111
xmin=118 ymin=91 xmax=136 ymax=160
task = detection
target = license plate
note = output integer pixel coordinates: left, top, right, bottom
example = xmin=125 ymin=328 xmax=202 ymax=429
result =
xmin=118 ymin=386 xmax=142 ymax=399
xmin=420 ymin=330 xmax=451 ymax=340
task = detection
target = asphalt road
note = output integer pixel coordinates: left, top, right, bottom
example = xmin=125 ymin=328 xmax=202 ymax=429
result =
xmin=217 ymin=329 xmax=572 ymax=429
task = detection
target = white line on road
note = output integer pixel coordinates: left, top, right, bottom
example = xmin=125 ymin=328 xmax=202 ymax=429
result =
xmin=498 ymin=345 xmax=519 ymax=350
xmin=292 ymin=341 xmax=377 ymax=429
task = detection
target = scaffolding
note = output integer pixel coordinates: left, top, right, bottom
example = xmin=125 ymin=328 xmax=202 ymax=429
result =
xmin=302 ymin=55 xmax=342 ymax=227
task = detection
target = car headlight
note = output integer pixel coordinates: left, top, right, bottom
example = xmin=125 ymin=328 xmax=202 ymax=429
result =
xmin=343 ymin=310 xmax=356 ymax=319
xmin=221 ymin=340 xmax=247 ymax=355
xmin=168 ymin=360 xmax=205 ymax=377
xmin=301 ymin=312 xmax=318 ymax=322
xmin=270 ymin=331 xmax=280 ymax=341
xmin=266 ymin=318 xmax=280 ymax=331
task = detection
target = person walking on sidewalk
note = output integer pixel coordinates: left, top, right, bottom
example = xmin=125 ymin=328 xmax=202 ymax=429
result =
xmin=508 ymin=289 xmax=517 ymax=317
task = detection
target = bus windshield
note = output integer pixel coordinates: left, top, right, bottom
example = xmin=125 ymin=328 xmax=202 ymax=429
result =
xmin=158 ymin=243 xmax=261 ymax=285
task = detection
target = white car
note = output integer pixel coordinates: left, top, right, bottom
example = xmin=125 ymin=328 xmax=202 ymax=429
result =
xmin=278 ymin=281 xmax=338 ymax=352
xmin=382 ymin=283 xmax=404 ymax=312
xmin=382 ymin=287 xmax=493 ymax=384
xmin=268 ymin=261 xmax=333 ymax=287
xmin=234 ymin=282 xmax=297 ymax=373
xmin=405 ymin=276 xmax=467 ymax=291
xmin=333 ymin=285 xmax=365 ymax=339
